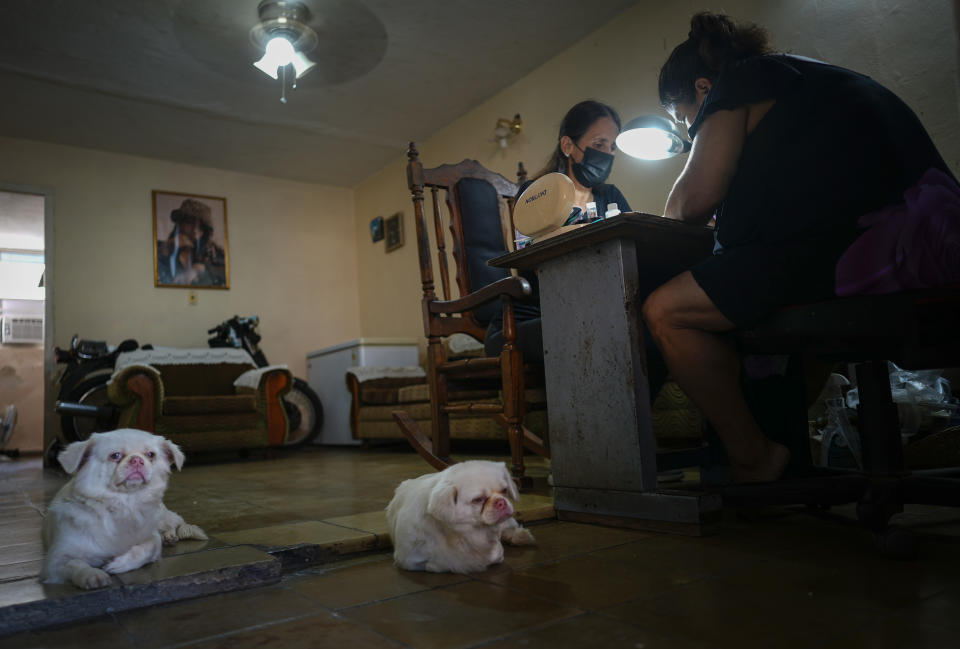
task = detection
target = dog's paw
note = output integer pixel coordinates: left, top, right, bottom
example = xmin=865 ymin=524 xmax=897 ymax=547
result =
xmin=501 ymin=525 xmax=535 ymax=546
xmin=73 ymin=567 xmax=112 ymax=590
xmin=177 ymin=523 xmax=208 ymax=541
xmin=161 ymin=528 xmax=179 ymax=546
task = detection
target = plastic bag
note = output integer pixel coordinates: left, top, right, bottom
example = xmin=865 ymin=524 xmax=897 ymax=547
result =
xmin=844 ymin=362 xmax=958 ymax=438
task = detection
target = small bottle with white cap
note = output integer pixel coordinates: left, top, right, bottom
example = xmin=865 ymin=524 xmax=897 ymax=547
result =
xmin=605 ymin=203 xmax=621 ymax=218
xmin=585 ymin=202 xmax=599 ymax=222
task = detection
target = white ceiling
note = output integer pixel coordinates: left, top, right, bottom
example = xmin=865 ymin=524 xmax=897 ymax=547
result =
xmin=0 ymin=0 xmax=639 ymax=187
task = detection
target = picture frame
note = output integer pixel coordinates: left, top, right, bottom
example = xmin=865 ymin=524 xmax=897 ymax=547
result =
xmin=385 ymin=212 xmax=404 ymax=252
xmin=370 ymin=216 xmax=384 ymax=242
xmin=153 ymin=190 xmax=230 ymax=289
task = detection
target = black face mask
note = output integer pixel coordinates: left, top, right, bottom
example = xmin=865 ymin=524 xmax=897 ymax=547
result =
xmin=570 ymin=145 xmax=614 ymax=188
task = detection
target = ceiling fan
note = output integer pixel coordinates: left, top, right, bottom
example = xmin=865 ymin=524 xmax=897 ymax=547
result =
xmin=172 ymin=0 xmax=388 ymax=104
xmin=249 ymin=1 xmax=318 ymax=102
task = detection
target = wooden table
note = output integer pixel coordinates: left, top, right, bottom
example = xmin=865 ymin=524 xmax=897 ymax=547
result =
xmin=489 ymin=212 xmax=722 ymax=534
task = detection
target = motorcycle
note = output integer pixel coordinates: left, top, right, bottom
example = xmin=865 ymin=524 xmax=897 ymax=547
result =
xmin=207 ymin=315 xmax=323 ymax=447
xmin=54 ymin=334 xmax=140 ymax=442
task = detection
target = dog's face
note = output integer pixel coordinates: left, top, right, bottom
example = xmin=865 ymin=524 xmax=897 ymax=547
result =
xmin=426 ymin=460 xmax=518 ymax=527
xmin=58 ymin=429 xmax=184 ymax=497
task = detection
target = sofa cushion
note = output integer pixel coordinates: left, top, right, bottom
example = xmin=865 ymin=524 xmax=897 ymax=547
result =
xmin=358 ymin=377 xmax=429 ymax=404
xmin=159 ymin=363 xmax=253 ymax=396
xmin=163 ymin=394 xmax=258 ymax=415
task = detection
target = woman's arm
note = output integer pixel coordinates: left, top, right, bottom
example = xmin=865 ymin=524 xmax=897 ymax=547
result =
xmin=664 ymin=106 xmax=748 ymax=224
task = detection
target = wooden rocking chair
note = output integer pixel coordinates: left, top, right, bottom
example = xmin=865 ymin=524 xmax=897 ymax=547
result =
xmin=392 ymin=142 xmax=548 ymax=484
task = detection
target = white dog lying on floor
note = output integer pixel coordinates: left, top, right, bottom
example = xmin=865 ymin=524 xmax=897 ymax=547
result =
xmin=42 ymin=428 xmax=207 ymax=589
xmin=386 ymin=460 xmax=535 ymax=574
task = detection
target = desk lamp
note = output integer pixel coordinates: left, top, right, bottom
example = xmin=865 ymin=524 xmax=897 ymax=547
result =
xmin=615 ymin=115 xmax=691 ymax=160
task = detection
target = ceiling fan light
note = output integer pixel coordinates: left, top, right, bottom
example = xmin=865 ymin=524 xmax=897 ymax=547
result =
xmin=253 ymin=35 xmax=297 ymax=78
xmin=290 ymin=50 xmax=316 ymax=78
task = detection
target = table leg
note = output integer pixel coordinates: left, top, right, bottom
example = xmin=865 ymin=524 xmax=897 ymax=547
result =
xmin=539 ymin=238 xmax=720 ymax=533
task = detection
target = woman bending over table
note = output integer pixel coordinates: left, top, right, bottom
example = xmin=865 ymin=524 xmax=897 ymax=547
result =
xmin=642 ymin=12 xmax=954 ymax=482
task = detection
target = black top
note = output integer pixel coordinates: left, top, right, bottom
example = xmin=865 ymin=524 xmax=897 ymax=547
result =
xmin=688 ymin=54 xmax=952 ymax=253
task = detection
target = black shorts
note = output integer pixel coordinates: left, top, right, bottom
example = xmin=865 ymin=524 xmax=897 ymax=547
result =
xmin=689 ymin=237 xmax=853 ymax=327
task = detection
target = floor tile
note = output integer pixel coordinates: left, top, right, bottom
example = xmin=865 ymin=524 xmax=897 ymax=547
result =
xmin=0 ymin=542 xmax=44 ymax=565
xmin=513 ymin=492 xmax=555 ymax=523
xmin=116 ymin=583 xmax=322 ymax=648
xmin=324 ymin=509 xmax=387 ymax=531
xmin=486 ymin=521 xmax=654 ymax=572
xmin=3 ymin=617 xmax=132 ymax=649
xmin=479 ymin=612 xmax=709 ymax=649
xmin=480 ymin=538 xmax=713 ymax=611
xmin=0 ymin=560 xmax=42 ymax=583
xmin=891 ymin=586 xmax=960 ymax=631
xmin=213 ymin=520 xmax=378 ymax=554
xmin=3 ymin=448 xmax=960 ymax=648
xmin=115 ymin=545 xmax=279 ymax=587
xmin=183 ymin=611 xmax=404 ymax=649
xmin=0 ymin=521 xmax=42 ymax=546
xmin=601 ymin=577 xmax=874 ymax=649
xmin=288 ymin=554 xmax=466 ymax=609
xmin=342 ymin=580 xmax=581 ymax=649
xmin=822 ymin=619 xmax=956 ymax=649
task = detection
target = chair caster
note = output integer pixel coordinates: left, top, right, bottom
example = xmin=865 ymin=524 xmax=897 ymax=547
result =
xmin=873 ymin=525 xmax=918 ymax=560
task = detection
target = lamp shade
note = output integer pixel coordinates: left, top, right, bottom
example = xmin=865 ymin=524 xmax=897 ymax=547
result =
xmin=616 ymin=115 xmax=691 ymax=160
xmin=253 ymin=35 xmax=316 ymax=80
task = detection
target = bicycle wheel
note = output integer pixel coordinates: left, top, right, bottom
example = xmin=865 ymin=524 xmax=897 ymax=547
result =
xmin=60 ymin=374 xmax=118 ymax=442
xmin=281 ymin=378 xmax=323 ymax=447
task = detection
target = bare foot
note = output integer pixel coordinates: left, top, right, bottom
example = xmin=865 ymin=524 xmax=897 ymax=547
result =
xmin=733 ymin=441 xmax=791 ymax=483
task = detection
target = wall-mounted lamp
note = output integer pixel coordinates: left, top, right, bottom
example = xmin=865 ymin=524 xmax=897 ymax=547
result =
xmin=616 ymin=115 xmax=691 ymax=160
xmin=250 ymin=1 xmax=318 ymax=103
xmin=493 ymin=114 xmax=523 ymax=148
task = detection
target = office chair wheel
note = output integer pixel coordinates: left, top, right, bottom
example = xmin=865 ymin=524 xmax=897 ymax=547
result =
xmin=873 ymin=525 xmax=918 ymax=560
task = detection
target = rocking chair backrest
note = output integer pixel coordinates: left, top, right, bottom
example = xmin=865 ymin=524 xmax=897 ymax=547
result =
xmin=406 ymin=142 xmax=525 ymax=340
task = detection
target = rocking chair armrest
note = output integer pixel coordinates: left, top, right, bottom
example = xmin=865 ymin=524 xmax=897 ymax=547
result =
xmin=428 ymin=276 xmax=531 ymax=314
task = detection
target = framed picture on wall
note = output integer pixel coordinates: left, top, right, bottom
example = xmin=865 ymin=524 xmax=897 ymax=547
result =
xmin=153 ymin=190 xmax=230 ymax=289
xmin=385 ymin=212 xmax=404 ymax=252
xmin=370 ymin=216 xmax=384 ymax=242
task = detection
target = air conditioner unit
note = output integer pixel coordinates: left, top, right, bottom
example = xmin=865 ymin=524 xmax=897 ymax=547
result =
xmin=1 ymin=316 xmax=43 ymax=344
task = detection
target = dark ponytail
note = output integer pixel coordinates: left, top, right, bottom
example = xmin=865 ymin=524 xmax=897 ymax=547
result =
xmin=658 ymin=13 xmax=771 ymax=107
xmin=534 ymin=100 xmax=621 ymax=181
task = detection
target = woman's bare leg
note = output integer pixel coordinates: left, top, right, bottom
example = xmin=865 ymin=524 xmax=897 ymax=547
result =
xmin=642 ymin=271 xmax=790 ymax=482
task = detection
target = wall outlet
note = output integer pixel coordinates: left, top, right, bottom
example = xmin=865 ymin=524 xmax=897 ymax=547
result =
xmin=188 ymin=290 xmax=198 ymax=305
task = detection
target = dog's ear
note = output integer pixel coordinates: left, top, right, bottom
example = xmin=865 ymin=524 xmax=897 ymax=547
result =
xmin=163 ymin=440 xmax=185 ymax=471
xmin=426 ymin=479 xmax=459 ymax=522
xmin=501 ymin=463 xmax=519 ymax=500
xmin=58 ymin=439 xmax=93 ymax=474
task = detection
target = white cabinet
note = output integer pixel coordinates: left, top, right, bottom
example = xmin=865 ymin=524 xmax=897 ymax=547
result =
xmin=306 ymin=338 xmax=419 ymax=445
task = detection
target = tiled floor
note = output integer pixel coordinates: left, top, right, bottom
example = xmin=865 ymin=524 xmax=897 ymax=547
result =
xmin=2 ymin=445 xmax=959 ymax=648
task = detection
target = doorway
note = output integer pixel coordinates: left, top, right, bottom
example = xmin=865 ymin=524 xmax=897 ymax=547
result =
xmin=0 ymin=187 xmax=51 ymax=459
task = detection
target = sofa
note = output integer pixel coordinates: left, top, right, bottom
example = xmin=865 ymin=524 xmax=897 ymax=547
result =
xmin=107 ymin=348 xmax=292 ymax=452
xmin=345 ymin=364 xmax=701 ymax=446
xmin=346 ymin=365 xmax=549 ymax=442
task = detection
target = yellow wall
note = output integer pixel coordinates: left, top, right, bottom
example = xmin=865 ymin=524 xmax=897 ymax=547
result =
xmin=0 ymin=136 xmax=361 ymax=383
xmin=353 ymin=0 xmax=960 ymax=349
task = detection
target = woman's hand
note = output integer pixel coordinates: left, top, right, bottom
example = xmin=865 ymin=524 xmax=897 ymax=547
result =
xmin=664 ymin=106 xmax=748 ymax=224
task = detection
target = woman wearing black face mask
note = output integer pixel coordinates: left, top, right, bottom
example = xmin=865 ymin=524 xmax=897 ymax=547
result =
xmin=484 ymin=100 xmax=633 ymax=363
xmin=531 ymin=100 xmax=631 ymax=220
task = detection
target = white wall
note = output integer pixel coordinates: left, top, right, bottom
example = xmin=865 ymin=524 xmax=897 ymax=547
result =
xmin=0 ymin=136 xmax=362 ymax=384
